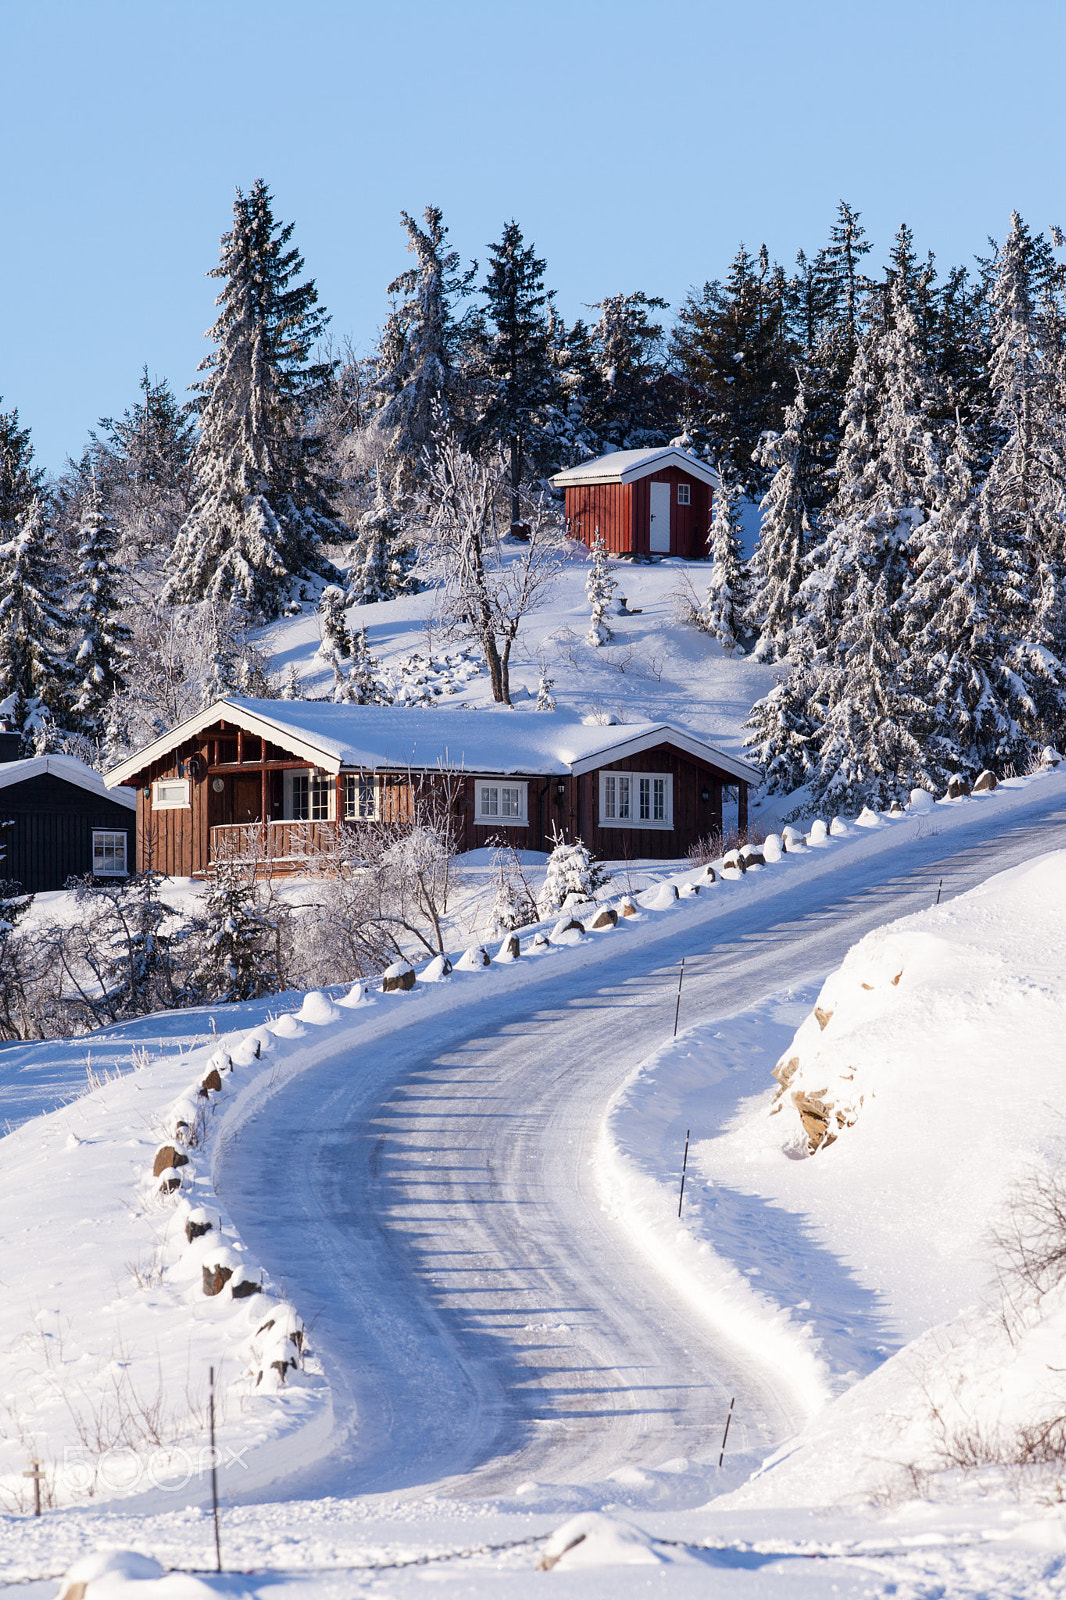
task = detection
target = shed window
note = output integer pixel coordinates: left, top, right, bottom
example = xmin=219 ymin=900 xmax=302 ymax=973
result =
xmin=600 ymin=771 xmax=673 ymax=829
xmin=475 ymin=780 xmax=527 ymax=825
xmin=344 ymin=772 xmax=380 ymax=821
xmin=284 ymin=769 xmax=334 ymax=821
xmin=92 ymin=830 xmax=128 ymax=876
xmin=677 ymin=483 xmax=691 ymax=505
xmin=152 ymin=778 xmax=190 ymax=809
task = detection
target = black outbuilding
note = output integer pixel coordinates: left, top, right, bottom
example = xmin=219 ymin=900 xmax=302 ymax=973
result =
xmin=0 ymin=752 xmax=136 ymax=894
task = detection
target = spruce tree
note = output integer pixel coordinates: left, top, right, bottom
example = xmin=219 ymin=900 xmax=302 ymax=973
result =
xmin=346 ymin=475 xmax=415 ymax=603
xmin=700 ymin=470 xmax=747 ymax=651
xmin=69 ymin=484 xmax=132 ymax=735
xmin=582 ymin=291 xmax=669 ymax=450
xmin=748 ymin=382 xmax=813 ymax=660
xmin=743 ymin=637 xmax=822 ymax=794
xmin=166 ymin=180 xmax=344 ymax=618
xmin=584 ymin=529 xmax=616 ymax=647
xmin=373 ymin=205 xmax=474 ymax=492
xmin=0 ymin=403 xmax=45 ymax=535
xmin=472 ymin=220 xmax=555 ymax=527
xmin=0 ymin=500 xmax=69 ymax=749
xmin=192 ymin=863 xmax=280 ymax=1002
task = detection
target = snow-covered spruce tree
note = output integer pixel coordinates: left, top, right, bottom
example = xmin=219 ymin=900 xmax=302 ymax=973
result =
xmin=0 ymin=402 xmax=45 ymax=536
xmin=700 ymin=469 xmax=747 ymax=651
xmin=535 ymin=663 xmax=556 ymax=710
xmin=281 ymin=661 xmax=302 ymax=700
xmin=977 ymin=212 xmax=1066 ymax=747
xmin=372 ymin=206 xmax=473 ymax=495
xmin=747 ymin=382 xmax=813 ymax=661
xmin=585 ymin=529 xmax=616 ymax=647
xmin=905 ymin=417 xmax=1029 ymax=780
xmin=743 ymin=637 xmax=822 ymax=794
xmin=537 ymin=829 xmax=610 ymax=917
xmin=346 ymin=473 xmax=416 ymax=604
xmin=0 ymin=500 xmax=70 ymax=750
xmin=166 ymin=180 xmax=344 ymax=619
xmin=581 ymin=291 xmax=669 ymax=451
xmin=318 ymin=584 xmax=351 ymax=659
xmin=68 ymin=484 xmax=132 ymax=736
xmin=191 ymin=863 xmax=281 ymax=1003
xmin=488 ymin=848 xmax=537 ymax=935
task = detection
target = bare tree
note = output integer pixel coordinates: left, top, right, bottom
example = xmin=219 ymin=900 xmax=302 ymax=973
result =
xmin=413 ymin=431 xmax=569 ymax=704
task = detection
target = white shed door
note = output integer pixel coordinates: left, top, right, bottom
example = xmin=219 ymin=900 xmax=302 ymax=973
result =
xmin=649 ymin=482 xmax=671 ymax=553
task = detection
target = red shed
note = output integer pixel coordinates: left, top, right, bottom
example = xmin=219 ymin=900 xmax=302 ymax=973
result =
xmin=552 ymin=447 xmax=718 ymax=559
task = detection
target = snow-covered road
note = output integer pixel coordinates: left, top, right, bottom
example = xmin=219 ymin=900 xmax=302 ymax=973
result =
xmin=216 ymin=790 xmax=1066 ymax=1504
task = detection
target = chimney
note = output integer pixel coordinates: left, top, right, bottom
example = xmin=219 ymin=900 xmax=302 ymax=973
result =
xmin=0 ymin=727 xmax=22 ymax=765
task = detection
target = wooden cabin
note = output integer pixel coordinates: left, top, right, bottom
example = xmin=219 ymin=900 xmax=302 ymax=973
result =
xmin=104 ymin=699 xmax=761 ymax=876
xmin=551 ymin=447 xmax=718 ymax=560
xmin=0 ymin=753 xmax=136 ymax=892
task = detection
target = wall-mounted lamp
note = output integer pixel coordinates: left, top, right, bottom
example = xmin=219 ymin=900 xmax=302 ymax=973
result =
xmin=701 ymin=787 xmax=710 ymax=802
xmin=555 ymin=779 xmax=566 ymax=798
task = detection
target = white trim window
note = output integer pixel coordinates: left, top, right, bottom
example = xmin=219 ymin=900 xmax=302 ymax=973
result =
xmin=600 ymin=771 xmax=673 ymax=829
xmin=344 ymin=772 xmax=380 ymax=821
xmin=284 ymin=769 xmax=335 ymax=822
xmin=475 ymin=779 xmax=528 ymax=825
xmin=677 ymin=482 xmax=691 ymax=505
xmin=92 ymin=829 xmax=128 ymax=876
xmin=152 ymin=778 xmax=190 ymax=809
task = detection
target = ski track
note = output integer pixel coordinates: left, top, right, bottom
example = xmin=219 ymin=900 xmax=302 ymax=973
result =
xmin=216 ymin=797 xmax=1066 ymax=1504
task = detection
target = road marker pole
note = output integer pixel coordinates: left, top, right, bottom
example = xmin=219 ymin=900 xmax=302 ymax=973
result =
xmin=677 ymin=1129 xmax=690 ymax=1218
xmin=23 ymin=1460 xmax=43 ymax=1516
xmin=935 ymin=877 xmax=943 ymax=905
xmin=718 ymin=1397 xmax=735 ymax=1466
xmin=209 ymin=1366 xmax=222 ymax=1573
xmin=673 ymin=957 xmax=686 ymax=1038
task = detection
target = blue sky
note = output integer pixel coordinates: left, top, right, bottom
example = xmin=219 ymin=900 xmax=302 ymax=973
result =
xmin=3 ymin=0 xmax=1066 ymax=472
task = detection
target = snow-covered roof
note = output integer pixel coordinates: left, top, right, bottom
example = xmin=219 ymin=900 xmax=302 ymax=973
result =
xmin=106 ymin=699 xmax=761 ymax=787
xmin=551 ymin=448 xmax=720 ymax=489
xmin=0 ymin=754 xmax=136 ymax=808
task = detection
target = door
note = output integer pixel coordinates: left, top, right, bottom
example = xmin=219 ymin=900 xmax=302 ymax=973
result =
xmin=649 ymin=481 xmax=671 ymax=554
xmin=233 ymin=774 xmax=262 ymax=823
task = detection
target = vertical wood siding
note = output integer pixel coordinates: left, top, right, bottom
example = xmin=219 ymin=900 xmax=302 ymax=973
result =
xmin=1 ymin=774 xmax=135 ymax=892
xmin=564 ymin=483 xmax=633 ymax=553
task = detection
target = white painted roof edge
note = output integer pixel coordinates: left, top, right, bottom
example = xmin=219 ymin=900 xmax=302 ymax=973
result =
xmin=0 ymin=754 xmax=137 ymax=808
xmin=551 ymin=448 xmax=720 ymax=489
xmin=105 ymin=700 xmax=345 ymax=787
xmin=568 ymin=726 xmax=761 ymax=784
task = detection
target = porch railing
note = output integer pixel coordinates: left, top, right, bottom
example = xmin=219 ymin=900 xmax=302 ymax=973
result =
xmin=209 ymin=820 xmax=345 ymax=866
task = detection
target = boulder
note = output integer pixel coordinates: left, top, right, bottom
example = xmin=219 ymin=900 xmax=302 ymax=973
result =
xmin=700 ymin=862 xmax=719 ymax=882
xmin=231 ymin=1275 xmax=262 ymax=1299
xmin=174 ymin=1119 xmax=192 ymax=1146
xmin=497 ymin=932 xmax=521 ymax=960
xmin=202 ymin=1262 xmax=233 ymax=1297
xmin=945 ymin=774 xmax=971 ymax=799
xmin=199 ymin=1067 xmax=223 ymax=1096
xmin=382 ymin=961 xmax=416 ymax=992
xmin=887 ymin=799 xmax=904 ymax=816
xmin=555 ymin=918 xmax=585 ymax=937
xmin=829 ymin=816 xmax=848 ymax=836
xmin=421 ymin=954 xmax=452 ymax=981
xmin=678 ymin=882 xmax=700 ymax=897
xmin=973 ymin=769 xmax=997 ymax=793
xmin=589 ymin=905 xmax=618 ymax=929
xmin=618 ymin=893 xmax=640 ymax=913
xmin=1040 ymin=745 xmax=1063 ymax=768
xmin=722 ymin=849 xmax=746 ymax=873
xmin=153 ymin=1145 xmax=188 ymax=1178
xmin=185 ymin=1210 xmax=214 ymax=1243
xmin=158 ymin=1167 xmax=183 ymax=1195
xmin=806 ymin=819 xmax=828 ymax=845
xmin=782 ymin=827 xmax=805 ymax=851
xmin=457 ymin=945 xmax=491 ymax=969
xmin=740 ymin=844 xmax=765 ymax=867
xmin=532 ymin=930 xmax=551 ymax=949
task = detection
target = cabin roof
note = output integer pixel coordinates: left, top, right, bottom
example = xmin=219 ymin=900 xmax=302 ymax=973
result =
xmin=105 ymin=698 xmax=761 ymax=787
xmin=0 ymin=754 xmax=137 ymax=807
xmin=551 ymin=447 xmax=720 ymax=489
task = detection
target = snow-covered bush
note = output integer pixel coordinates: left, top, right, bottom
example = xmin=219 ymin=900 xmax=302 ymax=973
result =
xmin=584 ymin=529 xmax=616 ymax=647
xmin=488 ymin=846 xmax=537 ymax=934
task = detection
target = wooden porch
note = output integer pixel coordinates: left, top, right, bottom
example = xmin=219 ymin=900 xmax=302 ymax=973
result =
xmin=209 ymin=819 xmax=347 ymax=868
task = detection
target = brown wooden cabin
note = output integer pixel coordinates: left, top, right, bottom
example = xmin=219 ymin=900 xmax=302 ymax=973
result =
xmin=104 ymin=699 xmax=761 ymax=876
xmin=551 ymin=447 xmax=718 ymax=560
xmin=0 ymin=751 xmax=136 ymax=891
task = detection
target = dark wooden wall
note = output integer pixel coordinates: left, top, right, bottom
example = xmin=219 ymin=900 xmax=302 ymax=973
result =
xmin=0 ymin=773 xmax=136 ymax=892
xmin=564 ymin=482 xmax=634 ymax=555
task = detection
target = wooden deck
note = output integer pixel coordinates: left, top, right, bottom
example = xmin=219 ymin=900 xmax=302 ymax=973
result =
xmin=209 ymin=820 xmax=346 ymax=868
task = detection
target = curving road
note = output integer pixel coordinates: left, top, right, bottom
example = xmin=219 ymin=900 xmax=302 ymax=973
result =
xmin=217 ymin=789 xmax=1066 ymax=1502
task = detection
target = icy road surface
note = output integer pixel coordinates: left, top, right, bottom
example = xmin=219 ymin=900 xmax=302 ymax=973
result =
xmin=217 ymin=792 xmax=1066 ymax=1503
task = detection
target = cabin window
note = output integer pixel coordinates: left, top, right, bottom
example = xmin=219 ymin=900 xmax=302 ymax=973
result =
xmin=475 ymin=780 xmax=527 ymax=825
xmin=92 ymin=830 xmax=128 ymax=876
xmin=344 ymin=772 xmax=380 ymax=821
xmin=284 ymin=769 xmax=334 ymax=821
xmin=677 ymin=483 xmax=691 ymax=505
xmin=152 ymin=778 xmax=190 ymax=809
xmin=600 ymin=771 xmax=673 ymax=829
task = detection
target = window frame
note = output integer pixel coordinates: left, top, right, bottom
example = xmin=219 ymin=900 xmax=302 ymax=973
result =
xmin=599 ymin=769 xmax=674 ymax=830
xmin=677 ymin=482 xmax=691 ymax=505
xmin=343 ymin=771 xmax=380 ymax=822
xmin=92 ymin=829 xmax=129 ymax=876
xmin=283 ymin=768 xmax=335 ymax=822
xmin=151 ymin=778 xmax=190 ymax=809
xmin=474 ymin=778 xmax=529 ymax=826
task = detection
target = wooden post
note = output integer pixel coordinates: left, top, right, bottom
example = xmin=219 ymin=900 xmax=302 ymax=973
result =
xmin=23 ymin=1459 xmax=43 ymax=1516
xmin=738 ymin=781 xmax=748 ymax=836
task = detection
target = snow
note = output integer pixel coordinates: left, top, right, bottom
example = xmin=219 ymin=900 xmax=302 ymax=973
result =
xmin=1 ymin=770 xmax=1065 ymax=1596
xmin=551 ymin=447 xmax=719 ymax=487
xmin=0 ymin=752 xmax=135 ymax=805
